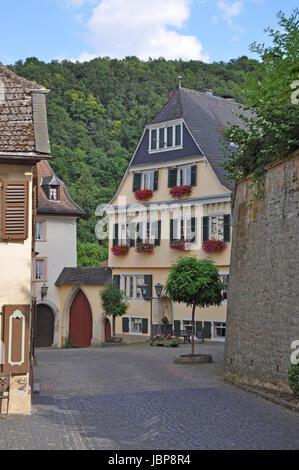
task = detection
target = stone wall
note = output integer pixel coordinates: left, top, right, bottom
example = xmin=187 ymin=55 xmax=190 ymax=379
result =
xmin=224 ymin=150 xmax=299 ymax=392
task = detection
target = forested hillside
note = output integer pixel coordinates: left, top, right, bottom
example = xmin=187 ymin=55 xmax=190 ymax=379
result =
xmin=10 ymin=56 xmax=258 ymax=265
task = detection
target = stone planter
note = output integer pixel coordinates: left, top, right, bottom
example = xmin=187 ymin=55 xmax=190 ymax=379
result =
xmin=152 ymin=337 xmax=181 ymax=347
xmin=174 ymin=354 xmax=212 ymax=365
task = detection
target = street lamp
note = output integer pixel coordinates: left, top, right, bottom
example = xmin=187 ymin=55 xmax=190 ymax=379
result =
xmin=140 ymin=282 xmax=163 ymax=340
xmin=41 ymin=283 xmax=48 ymax=300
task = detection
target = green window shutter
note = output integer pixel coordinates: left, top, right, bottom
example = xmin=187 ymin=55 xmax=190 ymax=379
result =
xmin=113 ymin=223 xmax=119 ymax=246
xmin=128 ymin=222 xmax=135 ymax=247
xmin=168 ymin=168 xmax=177 ymax=188
xmin=170 ymin=219 xmax=174 ymax=241
xmin=196 ymin=321 xmax=203 ymax=339
xmin=153 ymin=170 xmax=159 ymax=191
xmin=203 ymin=321 xmax=211 ymax=339
xmin=154 ymin=220 xmax=161 ymax=246
xmin=132 ymin=173 xmax=142 ymax=192
xmin=144 ymin=275 xmax=152 ymax=300
xmin=190 ymin=217 xmax=196 ymax=243
xmin=202 ymin=216 xmax=209 ymax=241
xmin=174 ymin=320 xmax=181 ymax=336
xmin=191 ymin=165 xmax=197 ymax=187
xmin=223 ymin=214 xmax=231 ymax=242
xmin=122 ymin=317 xmax=129 ymax=333
xmin=113 ymin=275 xmax=120 ymax=289
xmin=142 ymin=319 xmax=148 ymax=334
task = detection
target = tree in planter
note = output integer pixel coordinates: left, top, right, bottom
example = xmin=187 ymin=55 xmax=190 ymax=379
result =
xmin=164 ymin=257 xmax=224 ymax=355
xmin=100 ymin=282 xmax=128 ymax=340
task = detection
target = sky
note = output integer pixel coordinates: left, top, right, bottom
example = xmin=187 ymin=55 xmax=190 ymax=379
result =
xmin=0 ymin=0 xmax=297 ymax=65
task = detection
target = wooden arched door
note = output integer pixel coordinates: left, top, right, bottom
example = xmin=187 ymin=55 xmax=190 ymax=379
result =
xmin=35 ymin=304 xmax=54 ymax=348
xmin=69 ymin=290 xmax=92 ymax=348
xmin=104 ymin=318 xmax=111 ymax=342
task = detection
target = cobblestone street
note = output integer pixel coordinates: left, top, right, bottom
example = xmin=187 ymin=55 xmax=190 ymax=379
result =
xmin=0 ymin=343 xmax=298 ymax=450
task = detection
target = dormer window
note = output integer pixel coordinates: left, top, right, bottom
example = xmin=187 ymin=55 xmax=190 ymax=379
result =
xmin=149 ymin=121 xmax=182 ymax=152
xmin=49 ymin=185 xmax=59 ymax=201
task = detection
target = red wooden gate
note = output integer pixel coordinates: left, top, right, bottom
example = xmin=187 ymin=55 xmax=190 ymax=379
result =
xmin=104 ymin=318 xmax=111 ymax=342
xmin=69 ymin=291 xmax=92 ymax=348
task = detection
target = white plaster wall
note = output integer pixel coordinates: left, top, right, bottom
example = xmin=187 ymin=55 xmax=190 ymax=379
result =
xmin=34 ymin=215 xmax=77 ymax=311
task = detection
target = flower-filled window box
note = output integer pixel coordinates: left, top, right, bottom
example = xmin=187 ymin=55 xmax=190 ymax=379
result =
xmin=202 ymin=239 xmax=226 ymax=253
xmin=170 ymin=239 xmax=191 ymax=251
xmin=111 ymin=245 xmax=129 ymax=256
xmin=134 ymin=189 xmax=153 ymax=201
xmin=169 ymin=185 xmax=192 ymax=198
xmin=135 ymin=243 xmax=154 ymax=254
xmin=151 ymin=334 xmax=181 ymax=347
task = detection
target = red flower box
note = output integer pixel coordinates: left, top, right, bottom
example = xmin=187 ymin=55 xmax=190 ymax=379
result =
xmin=170 ymin=239 xmax=191 ymax=251
xmin=135 ymin=243 xmax=154 ymax=254
xmin=202 ymin=239 xmax=226 ymax=253
xmin=169 ymin=185 xmax=192 ymax=198
xmin=134 ymin=189 xmax=153 ymax=201
xmin=111 ymin=245 xmax=129 ymax=256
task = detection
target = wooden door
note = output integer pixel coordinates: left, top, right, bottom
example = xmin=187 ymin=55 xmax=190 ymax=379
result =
xmin=105 ymin=318 xmax=111 ymax=342
xmin=69 ymin=291 xmax=92 ymax=348
xmin=35 ymin=304 xmax=54 ymax=348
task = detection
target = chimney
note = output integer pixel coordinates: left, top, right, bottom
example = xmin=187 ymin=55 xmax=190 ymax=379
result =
xmin=168 ymin=90 xmax=174 ymax=100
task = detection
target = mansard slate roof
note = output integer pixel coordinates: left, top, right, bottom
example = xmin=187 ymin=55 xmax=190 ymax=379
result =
xmin=37 ymin=160 xmax=85 ymax=216
xmin=132 ymin=87 xmax=252 ymax=189
xmin=56 ymin=267 xmax=112 ymax=286
xmin=0 ymin=62 xmax=51 ymax=157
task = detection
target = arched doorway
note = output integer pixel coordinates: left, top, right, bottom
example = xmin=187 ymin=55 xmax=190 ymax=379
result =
xmin=69 ymin=290 xmax=92 ymax=348
xmin=35 ymin=304 xmax=54 ymax=348
xmin=104 ymin=318 xmax=111 ymax=342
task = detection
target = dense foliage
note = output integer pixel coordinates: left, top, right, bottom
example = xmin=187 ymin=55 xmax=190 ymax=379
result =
xmin=10 ymin=54 xmax=259 ymax=264
xmin=164 ymin=257 xmax=223 ymax=354
xmin=221 ymin=9 xmax=299 ymax=191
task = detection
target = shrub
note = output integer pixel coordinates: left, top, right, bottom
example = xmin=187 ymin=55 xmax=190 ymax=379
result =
xmin=288 ymin=355 xmax=299 ymax=396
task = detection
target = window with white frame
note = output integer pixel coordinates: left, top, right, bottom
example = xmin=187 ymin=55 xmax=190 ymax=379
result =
xmin=34 ymin=258 xmax=46 ymax=281
xmin=141 ymin=171 xmax=155 ymax=190
xmin=121 ymin=275 xmax=145 ymax=300
xmin=220 ymin=274 xmax=229 ymax=301
xmin=182 ymin=320 xmax=193 ymax=333
xmin=171 ymin=217 xmax=196 ymax=242
xmin=210 ymin=215 xmax=224 ymax=241
xmin=130 ymin=317 xmax=142 ymax=333
xmin=149 ymin=122 xmax=182 ymax=152
xmin=177 ymin=166 xmax=191 ymax=186
xmin=36 ymin=221 xmax=44 ymax=241
xmin=213 ymin=321 xmax=226 ymax=338
xmin=49 ymin=185 xmax=59 ymax=201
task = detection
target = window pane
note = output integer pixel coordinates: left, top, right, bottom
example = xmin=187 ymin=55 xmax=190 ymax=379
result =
xmin=159 ymin=128 xmax=164 ymax=149
xmin=185 ymin=166 xmax=191 ymax=185
xmin=35 ymin=260 xmax=44 ymax=280
xmin=167 ymin=127 xmax=173 ymax=147
xmin=144 ymin=172 xmax=154 ymax=190
xmin=151 ymin=129 xmax=157 ymax=150
xmin=175 ymin=124 xmax=181 ymax=146
xmin=36 ymin=222 xmax=43 ymax=240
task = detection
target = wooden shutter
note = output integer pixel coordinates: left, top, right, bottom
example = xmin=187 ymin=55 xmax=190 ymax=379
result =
xmin=191 ymin=165 xmax=197 ymax=187
xmin=144 ymin=275 xmax=152 ymax=300
xmin=170 ymin=219 xmax=174 ymax=241
xmin=141 ymin=319 xmax=148 ymax=334
xmin=136 ymin=222 xmax=143 ymax=245
xmin=154 ymin=220 xmax=161 ymax=246
xmin=196 ymin=321 xmax=203 ymax=339
xmin=202 ymin=216 xmax=209 ymax=241
xmin=2 ymin=181 xmax=29 ymax=240
xmin=168 ymin=168 xmax=177 ymax=188
xmin=113 ymin=223 xmax=119 ymax=246
xmin=113 ymin=275 xmax=120 ymax=289
xmin=174 ymin=320 xmax=181 ymax=336
xmin=132 ymin=173 xmax=142 ymax=192
xmin=128 ymin=222 xmax=135 ymax=247
xmin=153 ymin=170 xmax=159 ymax=191
xmin=223 ymin=214 xmax=231 ymax=242
xmin=2 ymin=305 xmax=31 ymax=374
xmin=203 ymin=321 xmax=211 ymax=339
xmin=122 ymin=317 xmax=129 ymax=333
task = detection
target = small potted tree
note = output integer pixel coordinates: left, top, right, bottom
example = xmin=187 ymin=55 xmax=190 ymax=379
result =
xmin=164 ymin=256 xmax=224 ymax=363
xmin=100 ymin=282 xmax=128 ymax=343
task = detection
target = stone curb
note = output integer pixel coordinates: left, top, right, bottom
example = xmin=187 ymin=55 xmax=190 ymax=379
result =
xmin=224 ymin=379 xmax=299 ymax=413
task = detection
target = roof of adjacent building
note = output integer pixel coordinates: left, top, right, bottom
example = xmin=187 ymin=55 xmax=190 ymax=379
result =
xmin=0 ymin=62 xmax=51 ymax=157
xmin=56 ymin=267 xmax=112 ymax=286
xmin=37 ymin=160 xmax=85 ymax=216
xmin=131 ymin=87 xmax=252 ymax=189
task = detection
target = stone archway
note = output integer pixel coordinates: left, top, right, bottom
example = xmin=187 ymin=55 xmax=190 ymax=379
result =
xmin=34 ymin=303 xmax=55 ymax=348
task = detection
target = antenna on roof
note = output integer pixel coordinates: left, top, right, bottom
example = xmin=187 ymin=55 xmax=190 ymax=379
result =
xmin=178 ymin=75 xmax=182 ymax=89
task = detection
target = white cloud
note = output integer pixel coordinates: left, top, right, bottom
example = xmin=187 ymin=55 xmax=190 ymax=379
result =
xmin=213 ymin=1 xmax=244 ymax=33
xmin=64 ymin=0 xmax=97 ymax=8
xmin=74 ymin=0 xmax=209 ymax=62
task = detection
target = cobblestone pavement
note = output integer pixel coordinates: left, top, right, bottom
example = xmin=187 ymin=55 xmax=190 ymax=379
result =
xmin=0 ymin=342 xmax=298 ymax=450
